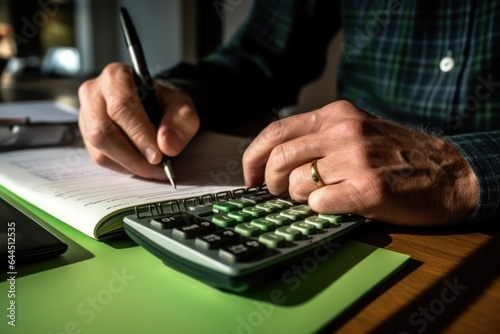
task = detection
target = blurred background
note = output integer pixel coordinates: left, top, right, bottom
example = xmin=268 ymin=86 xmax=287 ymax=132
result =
xmin=0 ymin=0 xmax=340 ymax=112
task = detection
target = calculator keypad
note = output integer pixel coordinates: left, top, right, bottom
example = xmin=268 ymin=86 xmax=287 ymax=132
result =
xmin=146 ymin=193 xmax=346 ymax=263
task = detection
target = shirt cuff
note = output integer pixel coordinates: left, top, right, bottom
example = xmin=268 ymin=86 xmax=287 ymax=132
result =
xmin=445 ymin=131 xmax=500 ymax=223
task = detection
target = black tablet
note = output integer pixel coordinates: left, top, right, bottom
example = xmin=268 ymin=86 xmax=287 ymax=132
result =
xmin=1 ymin=198 xmax=68 ymax=265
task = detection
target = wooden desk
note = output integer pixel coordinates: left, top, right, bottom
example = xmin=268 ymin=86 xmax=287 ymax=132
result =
xmin=328 ymin=221 xmax=500 ymax=333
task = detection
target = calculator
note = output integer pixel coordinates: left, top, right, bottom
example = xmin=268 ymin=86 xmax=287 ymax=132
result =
xmin=123 ymin=190 xmax=365 ymax=292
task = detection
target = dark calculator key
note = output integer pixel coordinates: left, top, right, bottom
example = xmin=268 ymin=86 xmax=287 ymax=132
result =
xmin=150 ymin=213 xmax=193 ymax=229
xmin=173 ymin=221 xmax=216 ymax=239
xmin=241 ymin=192 xmax=275 ymax=204
xmin=219 ymin=240 xmax=266 ymax=262
xmin=195 ymin=229 xmax=240 ymax=250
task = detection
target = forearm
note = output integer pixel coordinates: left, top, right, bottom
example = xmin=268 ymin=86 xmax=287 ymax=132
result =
xmin=155 ymin=0 xmax=341 ymax=129
xmin=155 ymin=60 xmax=277 ymax=131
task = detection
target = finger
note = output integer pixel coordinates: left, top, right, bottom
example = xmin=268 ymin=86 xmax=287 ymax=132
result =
xmin=289 ymin=153 xmax=363 ymax=204
xmin=84 ymin=142 xmax=133 ymax=175
xmin=308 ymin=181 xmax=367 ymax=215
xmin=288 ymin=158 xmax=328 ymax=201
xmin=243 ymin=112 xmax=324 ymax=187
xmin=265 ymin=132 xmax=333 ymax=195
xmin=100 ymin=63 xmax=162 ymax=165
xmin=156 ymin=84 xmax=200 ymax=157
xmin=82 ymin=125 xmax=167 ymax=180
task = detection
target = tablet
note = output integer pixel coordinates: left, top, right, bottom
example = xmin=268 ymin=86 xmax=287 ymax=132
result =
xmin=1 ymin=198 xmax=68 ymax=265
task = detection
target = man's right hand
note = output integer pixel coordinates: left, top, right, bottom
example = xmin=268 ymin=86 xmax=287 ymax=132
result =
xmin=78 ymin=63 xmax=200 ymax=180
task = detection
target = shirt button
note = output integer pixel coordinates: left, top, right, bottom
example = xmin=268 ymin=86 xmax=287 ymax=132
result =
xmin=439 ymin=56 xmax=454 ymax=72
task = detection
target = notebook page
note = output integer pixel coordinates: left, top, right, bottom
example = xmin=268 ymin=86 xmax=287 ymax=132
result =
xmin=0 ymin=132 xmax=250 ymax=239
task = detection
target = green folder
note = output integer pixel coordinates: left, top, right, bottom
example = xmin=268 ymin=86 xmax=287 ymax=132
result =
xmin=0 ymin=190 xmax=410 ymax=334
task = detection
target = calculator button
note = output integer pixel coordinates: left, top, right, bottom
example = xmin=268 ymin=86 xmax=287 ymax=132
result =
xmin=255 ymin=203 xmax=280 ymax=213
xmin=219 ymin=240 xmax=266 ymax=262
xmin=242 ymin=207 xmax=266 ymax=218
xmin=172 ymin=221 xmax=216 ymax=239
xmin=258 ymin=232 xmax=286 ymax=248
xmin=211 ymin=214 xmax=237 ymax=228
xmin=235 ymin=223 xmax=261 ymax=237
xmin=280 ymin=209 xmax=306 ymax=220
xmin=150 ymin=213 xmax=192 ymax=229
xmin=265 ymin=199 xmax=290 ymax=209
xmin=227 ymin=199 xmax=253 ymax=208
xmin=318 ymin=214 xmax=343 ymax=224
xmin=250 ymin=218 xmax=276 ymax=232
xmin=195 ymin=229 xmax=239 ymax=250
xmin=290 ymin=221 xmax=316 ymax=235
xmin=241 ymin=192 xmax=275 ymax=204
xmin=228 ymin=210 xmax=253 ymax=222
xmin=275 ymin=226 xmax=302 ymax=241
xmin=304 ymin=216 xmax=330 ymax=229
xmin=212 ymin=202 xmax=239 ymax=213
xmin=290 ymin=204 xmax=313 ymax=215
xmin=265 ymin=213 xmax=291 ymax=226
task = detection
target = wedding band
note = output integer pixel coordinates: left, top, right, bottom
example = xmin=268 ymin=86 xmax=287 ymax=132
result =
xmin=310 ymin=159 xmax=325 ymax=188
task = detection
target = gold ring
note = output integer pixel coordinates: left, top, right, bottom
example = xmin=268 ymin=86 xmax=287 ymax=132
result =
xmin=311 ymin=159 xmax=325 ymax=188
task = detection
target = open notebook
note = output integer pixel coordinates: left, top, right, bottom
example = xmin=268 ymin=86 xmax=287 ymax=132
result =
xmin=0 ymin=131 xmax=254 ymax=239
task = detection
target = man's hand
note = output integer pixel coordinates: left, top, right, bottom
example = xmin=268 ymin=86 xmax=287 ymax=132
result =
xmin=243 ymin=100 xmax=479 ymax=226
xmin=78 ymin=63 xmax=200 ymax=180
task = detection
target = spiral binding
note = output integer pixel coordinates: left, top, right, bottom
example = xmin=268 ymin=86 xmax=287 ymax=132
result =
xmin=134 ymin=185 xmax=266 ymax=219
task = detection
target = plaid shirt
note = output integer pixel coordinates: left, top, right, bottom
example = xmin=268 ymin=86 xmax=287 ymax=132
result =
xmin=161 ymin=0 xmax=500 ymax=223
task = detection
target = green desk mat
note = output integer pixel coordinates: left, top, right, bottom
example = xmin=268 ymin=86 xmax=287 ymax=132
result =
xmin=0 ymin=187 xmax=410 ymax=334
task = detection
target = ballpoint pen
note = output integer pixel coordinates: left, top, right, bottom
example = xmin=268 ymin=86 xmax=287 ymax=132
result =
xmin=119 ymin=6 xmax=177 ymax=188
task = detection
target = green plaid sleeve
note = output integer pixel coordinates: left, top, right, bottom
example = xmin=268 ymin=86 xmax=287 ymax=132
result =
xmin=446 ymin=132 xmax=500 ymax=223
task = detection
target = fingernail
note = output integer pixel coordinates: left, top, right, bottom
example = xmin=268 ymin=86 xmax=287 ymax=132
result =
xmin=144 ymin=147 xmax=160 ymax=164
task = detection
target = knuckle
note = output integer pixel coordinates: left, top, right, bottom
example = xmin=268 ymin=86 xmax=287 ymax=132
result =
xmin=103 ymin=62 xmax=128 ymax=77
xmin=332 ymin=99 xmax=354 ymax=111
xmin=288 ymin=169 xmax=308 ymax=202
xmin=335 ymin=119 xmax=366 ymax=137
xmin=264 ymin=119 xmax=286 ymax=142
xmin=77 ymin=80 xmax=93 ymax=100
xmin=107 ymin=95 xmax=134 ymax=121
xmin=268 ymin=144 xmax=289 ymax=172
xmin=85 ymin=121 xmax=117 ymax=149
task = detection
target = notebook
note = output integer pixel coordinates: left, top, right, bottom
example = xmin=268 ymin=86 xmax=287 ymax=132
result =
xmin=0 ymin=131 xmax=259 ymax=240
